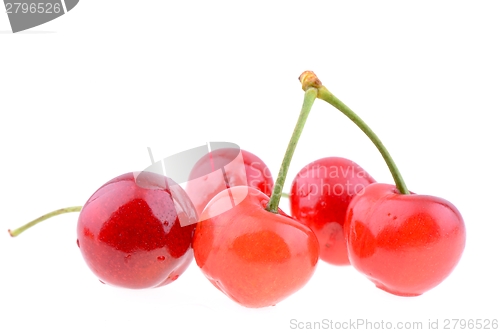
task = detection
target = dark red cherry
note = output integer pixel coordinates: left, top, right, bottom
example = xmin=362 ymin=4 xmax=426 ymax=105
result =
xmin=77 ymin=172 xmax=195 ymax=288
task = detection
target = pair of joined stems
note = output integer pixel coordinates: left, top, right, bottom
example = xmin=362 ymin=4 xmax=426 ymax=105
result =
xmin=266 ymin=71 xmax=409 ymax=214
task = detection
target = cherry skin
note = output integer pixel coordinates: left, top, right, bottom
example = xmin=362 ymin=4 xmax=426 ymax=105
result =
xmin=77 ymin=172 xmax=196 ymax=289
xmin=193 ymin=186 xmax=320 ymax=308
xmin=290 ymin=157 xmax=375 ymax=265
xmin=185 ymin=148 xmax=274 ymax=219
xmin=344 ymin=183 xmax=466 ymax=296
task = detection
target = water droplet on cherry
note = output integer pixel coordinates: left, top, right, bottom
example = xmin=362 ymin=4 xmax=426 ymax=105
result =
xmin=157 ymin=255 xmax=166 ymax=261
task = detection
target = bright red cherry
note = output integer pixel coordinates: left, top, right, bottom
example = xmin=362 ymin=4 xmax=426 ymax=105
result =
xmin=185 ymin=148 xmax=274 ymax=219
xmin=344 ymin=183 xmax=466 ymax=296
xmin=77 ymin=172 xmax=196 ymax=289
xmin=297 ymin=70 xmax=466 ymax=295
xmin=191 ymin=82 xmax=322 ymax=308
xmin=193 ymin=186 xmax=319 ymax=308
xmin=290 ymin=157 xmax=375 ymax=265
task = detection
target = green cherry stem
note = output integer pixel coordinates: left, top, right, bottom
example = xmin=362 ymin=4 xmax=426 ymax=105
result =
xmin=300 ymin=71 xmax=410 ymax=195
xmin=266 ymin=87 xmax=318 ymax=213
xmin=8 ymin=206 xmax=83 ymax=237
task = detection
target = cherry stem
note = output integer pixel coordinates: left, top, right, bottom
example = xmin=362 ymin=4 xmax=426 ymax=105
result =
xmin=8 ymin=206 xmax=83 ymax=237
xmin=266 ymin=87 xmax=318 ymax=213
xmin=300 ymin=71 xmax=410 ymax=195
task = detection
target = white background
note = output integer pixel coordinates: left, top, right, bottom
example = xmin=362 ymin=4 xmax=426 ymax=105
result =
xmin=1 ymin=1 xmax=499 ymax=332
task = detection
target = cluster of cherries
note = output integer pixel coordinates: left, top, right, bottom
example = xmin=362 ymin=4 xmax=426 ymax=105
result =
xmin=9 ymin=71 xmax=466 ymax=308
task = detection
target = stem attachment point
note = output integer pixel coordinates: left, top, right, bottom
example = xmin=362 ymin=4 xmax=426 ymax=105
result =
xmin=299 ymin=71 xmax=323 ymax=91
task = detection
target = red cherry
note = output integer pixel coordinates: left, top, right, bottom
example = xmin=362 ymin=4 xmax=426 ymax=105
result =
xmin=185 ymin=148 xmax=274 ymax=218
xmin=344 ymin=183 xmax=466 ymax=296
xmin=77 ymin=172 xmax=196 ymax=289
xmin=190 ymin=85 xmax=320 ymax=308
xmin=290 ymin=157 xmax=376 ymax=265
xmin=193 ymin=186 xmax=319 ymax=308
xmin=297 ymin=71 xmax=467 ymax=296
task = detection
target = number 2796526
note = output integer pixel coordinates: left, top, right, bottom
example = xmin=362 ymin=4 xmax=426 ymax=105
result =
xmin=5 ymin=2 xmax=62 ymax=14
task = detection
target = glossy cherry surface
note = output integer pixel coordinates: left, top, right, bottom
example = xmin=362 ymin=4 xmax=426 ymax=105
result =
xmin=77 ymin=172 xmax=195 ymax=289
xmin=193 ymin=186 xmax=319 ymax=308
xmin=290 ymin=157 xmax=375 ymax=265
xmin=186 ymin=148 xmax=274 ymax=219
xmin=344 ymin=183 xmax=466 ymax=296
